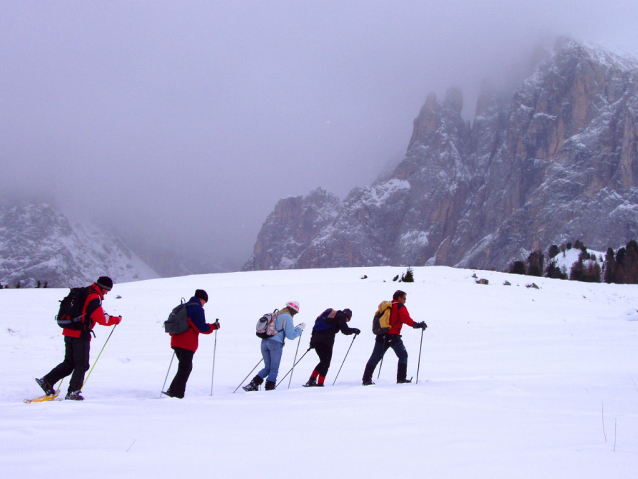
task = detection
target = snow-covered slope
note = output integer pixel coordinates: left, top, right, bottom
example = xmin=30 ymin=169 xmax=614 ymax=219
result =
xmin=0 ymin=198 xmax=159 ymax=287
xmin=1 ymin=266 xmax=636 ymax=478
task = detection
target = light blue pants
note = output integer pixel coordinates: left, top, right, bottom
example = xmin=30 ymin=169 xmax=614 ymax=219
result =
xmin=258 ymin=338 xmax=283 ymax=383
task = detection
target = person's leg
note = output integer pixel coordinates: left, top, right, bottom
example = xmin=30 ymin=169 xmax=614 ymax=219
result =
xmin=257 ymin=339 xmax=272 ymax=380
xmin=265 ymin=341 xmax=283 ymax=384
xmin=390 ymin=337 xmax=409 ymax=383
xmin=168 ymin=348 xmax=194 ymax=398
xmin=315 ymin=343 xmax=333 ymax=385
xmin=68 ymin=338 xmax=91 ymax=394
xmin=42 ymin=336 xmax=75 ymax=391
xmin=362 ymin=337 xmax=389 ymax=383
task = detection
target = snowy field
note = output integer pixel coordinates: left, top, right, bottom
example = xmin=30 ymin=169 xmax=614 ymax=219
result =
xmin=1 ymin=266 xmax=637 ymax=478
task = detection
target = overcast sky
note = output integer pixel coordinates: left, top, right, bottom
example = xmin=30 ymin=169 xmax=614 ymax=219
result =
xmin=1 ymin=1 xmax=637 ymax=270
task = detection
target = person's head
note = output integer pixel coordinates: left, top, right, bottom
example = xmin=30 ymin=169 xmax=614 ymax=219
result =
xmin=285 ymin=301 xmax=300 ymax=316
xmin=393 ymin=290 xmax=407 ymax=303
xmin=343 ymin=308 xmax=353 ymax=322
xmin=195 ymin=289 xmax=208 ymax=306
xmin=96 ymin=276 xmax=113 ymax=295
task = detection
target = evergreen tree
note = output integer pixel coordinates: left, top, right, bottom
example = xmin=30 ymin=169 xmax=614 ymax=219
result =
xmin=400 ymin=266 xmax=415 ymax=283
xmin=604 ymin=247 xmax=617 ymax=283
xmin=548 ymin=244 xmax=559 ymax=259
xmin=510 ymin=261 xmax=526 ymax=275
xmin=623 ymin=241 xmax=638 ymax=283
xmin=526 ymin=250 xmax=543 ymax=277
xmin=546 ymin=261 xmax=567 ymax=279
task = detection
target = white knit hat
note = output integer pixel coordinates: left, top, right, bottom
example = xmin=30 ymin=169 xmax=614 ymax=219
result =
xmin=286 ymin=301 xmax=300 ymax=313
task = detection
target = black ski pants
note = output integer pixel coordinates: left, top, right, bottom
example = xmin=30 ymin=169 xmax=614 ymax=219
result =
xmin=168 ymin=347 xmax=194 ymax=398
xmin=312 ymin=342 xmax=334 ymax=377
xmin=43 ymin=336 xmax=91 ymax=394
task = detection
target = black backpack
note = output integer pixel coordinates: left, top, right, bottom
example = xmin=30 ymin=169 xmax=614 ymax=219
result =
xmin=164 ymin=299 xmax=198 ymax=335
xmin=55 ymin=287 xmax=93 ymax=330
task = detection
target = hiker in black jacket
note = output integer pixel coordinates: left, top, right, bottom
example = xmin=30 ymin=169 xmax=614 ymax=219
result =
xmin=303 ymin=308 xmax=360 ymax=387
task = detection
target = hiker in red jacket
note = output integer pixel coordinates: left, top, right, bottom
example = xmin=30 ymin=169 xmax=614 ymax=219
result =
xmin=36 ymin=276 xmax=122 ymax=400
xmin=163 ymin=289 xmax=220 ymax=398
xmin=362 ymin=290 xmax=426 ymax=385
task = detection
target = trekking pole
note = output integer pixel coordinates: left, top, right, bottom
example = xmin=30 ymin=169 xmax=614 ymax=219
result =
xmin=160 ymin=351 xmax=176 ymax=398
xmin=233 ymin=358 xmax=263 ymax=393
xmin=210 ymin=329 xmax=218 ymax=396
xmin=276 ymin=348 xmax=311 ymax=388
xmin=82 ymin=324 xmax=117 ymax=390
xmin=333 ymin=334 xmax=357 ymax=386
xmin=416 ymin=328 xmax=424 ymax=384
xmin=287 ymin=332 xmax=303 ymax=389
xmin=377 ymin=335 xmax=388 ymax=379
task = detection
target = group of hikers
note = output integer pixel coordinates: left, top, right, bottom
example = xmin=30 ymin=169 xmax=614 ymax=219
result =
xmin=35 ymin=277 xmax=427 ymax=400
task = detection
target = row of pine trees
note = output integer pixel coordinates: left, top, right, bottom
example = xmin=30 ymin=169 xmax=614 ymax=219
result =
xmin=509 ymin=240 xmax=638 ymax=284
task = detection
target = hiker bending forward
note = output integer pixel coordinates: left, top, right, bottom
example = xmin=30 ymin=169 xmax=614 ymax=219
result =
xmin=303 ymin=308 xmax=360 ymax=387
xmin=244 ymin=301 xmax=305 ymax=391
xmin=164 ymin=289 xmax=219 ymax=399
xmin=36 ymin=276 xmax=122 ymax=401
xmin=362 ymin=290 xmax=426 ymax=385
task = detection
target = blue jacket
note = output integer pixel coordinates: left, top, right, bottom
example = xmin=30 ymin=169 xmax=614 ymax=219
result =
xmin=170 ymin=297 xmax=216 ymax=352
xmin=268 ymin=310 xmax=302 ymax=344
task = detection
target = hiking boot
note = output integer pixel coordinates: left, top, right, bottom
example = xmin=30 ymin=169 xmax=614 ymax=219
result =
xmin=35 ymin=378 xmax=55 ymax=396
xmin=303 ymin=377 xmax=317 ymax=387
xmin=397 ymin=363 xmax=410 ymax=384
xmin=242 ymin=375 xmax=263 ymax=392
xmin=265 ymin=381 xmax=276 ymax=391
xmin=65 ymin=390 xmax=84 ymax=401
xmin=362 ymin=364 xmax=376 ymax=386
xmin=162 ymin=390 xmax=183 ymax=398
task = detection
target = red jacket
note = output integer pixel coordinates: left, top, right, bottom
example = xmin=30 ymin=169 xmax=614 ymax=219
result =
xmin=170 ymin=297 xmax=217 ymax=352
xmin=62 ymin=283 xmax=119 ymax=340
xmin=387 ymin=300 xmax=415 ymax=335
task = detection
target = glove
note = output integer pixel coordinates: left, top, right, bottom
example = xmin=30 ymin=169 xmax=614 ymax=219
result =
xmin=297 ymin=322 xmax=306 ymax=331
xmin=413 ymin=321 xmax=427 ymax=330
xmin=352 ymin=328 xmax=361 ymax=335
xmin=213 ymin=319 xmax=220 ymax=330
xmin=110 ymin=315 xmax=122 ymax=325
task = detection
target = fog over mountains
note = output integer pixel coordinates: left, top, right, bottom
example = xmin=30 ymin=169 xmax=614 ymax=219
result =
xmin=244 ymin=39 xmax=638 ymax=272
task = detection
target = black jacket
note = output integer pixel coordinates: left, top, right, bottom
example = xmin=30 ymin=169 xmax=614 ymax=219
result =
xmin=310 ymin=310 xmax=357 ymax=347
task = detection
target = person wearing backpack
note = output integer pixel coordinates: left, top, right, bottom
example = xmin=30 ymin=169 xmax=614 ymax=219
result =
xmin=243 ymin=301 xmax=305 ymax=392
xmin=163 ymin=289 xmax=219 ymax=399
xmin=302 ymin=308 xmax=360 ymax=387
xmin=36 ymin=276 xmax=122 ymax=401
xmin=361 ymin=290 xmax=427 ymax=385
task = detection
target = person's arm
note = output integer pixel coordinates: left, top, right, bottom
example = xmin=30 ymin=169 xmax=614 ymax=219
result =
xmin=188 ymin=304 xmax=216 ymax=334
xmin=398 ymin=304 xmax=415 ymax=328
xmin=87 ymin=295 xmax=120 ymax=326
xmin=283 ymin=313 xmax=303 ymax=340
xmin=338 ymin=314 xmax=358 ymax=335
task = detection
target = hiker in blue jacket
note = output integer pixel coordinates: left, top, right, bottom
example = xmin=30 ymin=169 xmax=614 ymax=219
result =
xmin=243 ymin=301 xmax=305 ymax=391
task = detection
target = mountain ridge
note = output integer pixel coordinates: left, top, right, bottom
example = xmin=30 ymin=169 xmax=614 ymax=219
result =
xmin=244 ymin=38 xmax=638 ymax=272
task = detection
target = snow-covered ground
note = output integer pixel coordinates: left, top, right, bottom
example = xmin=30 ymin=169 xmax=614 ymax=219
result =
xmin=1 ymin=266 xmax=637 ymax=478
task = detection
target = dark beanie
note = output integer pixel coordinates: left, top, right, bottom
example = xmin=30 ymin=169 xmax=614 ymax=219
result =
xmin=343 ymin=308 xmax=352 ymax=319
xmin=195 ymin=289 xmax=209 ymax=302
xmin=96 ymin=276 xmax=113 ymax=291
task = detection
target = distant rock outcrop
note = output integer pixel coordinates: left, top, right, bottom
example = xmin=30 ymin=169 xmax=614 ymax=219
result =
xmin=244 ymin=39 xmax=638 ymax=271
xmin=0 ymin=199 xmax=159 ymax=287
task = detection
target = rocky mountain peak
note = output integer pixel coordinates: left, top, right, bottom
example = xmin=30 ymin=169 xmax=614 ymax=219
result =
xmin=245 ymin=39 xmax=638 ymax=272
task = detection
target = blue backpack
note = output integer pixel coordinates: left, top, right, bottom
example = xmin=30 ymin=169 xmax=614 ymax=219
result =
xmin=313 ymin=308 xmax=337 ymax=333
